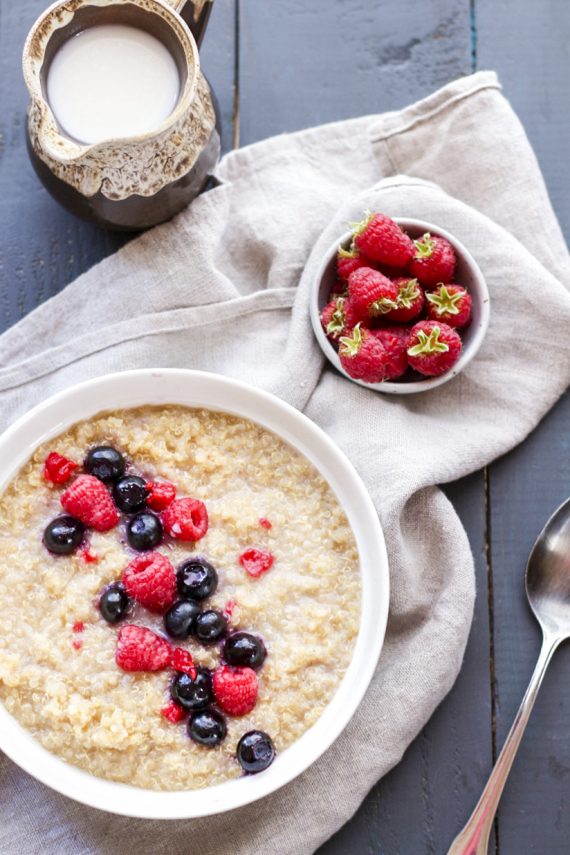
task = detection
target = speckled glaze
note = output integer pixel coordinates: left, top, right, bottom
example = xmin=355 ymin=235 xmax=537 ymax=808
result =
xmin=23 ymin=0 xmax=219 ymax=230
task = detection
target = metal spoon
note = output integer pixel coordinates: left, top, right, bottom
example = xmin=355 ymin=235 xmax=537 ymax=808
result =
xmin=447 ymin=497 xmax=570 ymax=855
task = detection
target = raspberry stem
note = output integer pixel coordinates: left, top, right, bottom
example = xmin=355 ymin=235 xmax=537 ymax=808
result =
xmin=396 ymin=278 xmax=420 ymax=309
xmin=325 ymin=297 xmax=346 ymax=334
xmin=413 ymin=233 xmax=435 ymax=259
xmin=339 ymin=323 xmax=364 ymax=356
xmin=407 ymin=326 xmax=449 ymax=356
xmin=426 ymin=284 xmax=463 ymax=316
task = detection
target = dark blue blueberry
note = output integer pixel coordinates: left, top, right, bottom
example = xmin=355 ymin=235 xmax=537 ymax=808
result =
xmin=236 ymin=731 xmax=275 ymax=773
xmin=171 ymin=667 xmax=213 ymax=711
xmin=195 ymin=610 xmax=227 ymax=644
xmin=85 ymin=446 xmax=125 ymax=483
xmin=127 ymin=512 xmax=162 ymax=551
xmin=164 ymin=599 xmax=201 ymax=639
xmin=176 ymin=558 xmax=218 ymax=601
xmin=188 ymin=709 xmax=226 ymax=746
xmin=112 ymin=475 xmax=147 ymax=513
xmin=99 ymin=583 xmax=130 ymax=624
xmin=43 ymin=515 xmax=84 ymax=555
xmin=223 ymin=632 xmax=266 ymax=670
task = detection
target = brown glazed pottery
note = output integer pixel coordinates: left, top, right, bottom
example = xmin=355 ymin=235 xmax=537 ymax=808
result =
xmin=23 ymin=0 xmax=220 ymax=230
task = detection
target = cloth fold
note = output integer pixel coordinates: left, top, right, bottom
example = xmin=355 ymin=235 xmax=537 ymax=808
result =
xmin=1 ymin=71 xmax=569 ymax=855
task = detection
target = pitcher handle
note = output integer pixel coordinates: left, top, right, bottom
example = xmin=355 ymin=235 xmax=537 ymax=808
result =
xmin=167 ymin=0 xmax=213 ymax=48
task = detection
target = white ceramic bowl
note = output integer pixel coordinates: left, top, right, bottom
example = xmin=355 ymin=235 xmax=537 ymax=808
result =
xmin=310 ymin=218 xmax=490 ymax=394
xmin=0 ymin=369 xmax=389 ymax=819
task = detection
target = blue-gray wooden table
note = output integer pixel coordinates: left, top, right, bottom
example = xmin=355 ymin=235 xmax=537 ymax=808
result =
xmin=1 ymin=2 xmax=569 ymax=853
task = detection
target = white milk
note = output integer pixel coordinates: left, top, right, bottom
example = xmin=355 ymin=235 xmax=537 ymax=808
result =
xmin=46 ymin=24 xmax=181 ymax=144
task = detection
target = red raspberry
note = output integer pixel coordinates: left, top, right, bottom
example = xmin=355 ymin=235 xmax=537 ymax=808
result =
xmin=122 ymin=552 xmax=176 ymax=613
xmin=172 ymin=647 xmax=197 ymax=679
xmin=61 ymin=474 xmax=119 ymax=532
xmin=383 ymin=277 xmax=425 ymax=323
xmin=162 ymin=497 xmax=209 ymax=542
xmin=146 ymin=480 xmax=176 ymax=511
xmin=72 ymin=621 xmax=85 ymax=633
xmin=407 ymin=320 xmax=462 ymax=377
xmin=239 ymin=547 xmax=275 ymax=578
xmin=370 ymin=328 xmax=410 ymax=380
xmin=320 ymin=296 xmax=362 ymax=342
xmin=338 ymin=323 xmax=388 ymax=383
xmin=259 ymin=518 xmax=272 ymax=530
xmin=352 ymin=212 xmax=414 ymax=267
xmin=409 ymin=233 xmax=456 ymax=286
xmin=336 ymin=245 xmax=375 ymax=282
xmin=161 ymin=700 xmax=187 ymax=723
xmin=426 ymin=283 xmax=472 ymax=328
xmin=213 ymin=665 xmax=258 ymax=716
xmin=43 ymin=452 xmax=78 ymax=485
xmin=115 ymin=625 xmax=172 ymax=672
xmin=348 ymin=268 xmax=399 ymax=320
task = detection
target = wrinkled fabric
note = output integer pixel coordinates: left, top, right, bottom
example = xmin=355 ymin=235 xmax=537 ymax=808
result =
xmin=0 ymin=71 xmax=569 ymax=855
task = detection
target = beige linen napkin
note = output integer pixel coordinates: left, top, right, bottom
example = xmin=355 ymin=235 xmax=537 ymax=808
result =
xmin=0 ymin=71 xmax=569 ymax=854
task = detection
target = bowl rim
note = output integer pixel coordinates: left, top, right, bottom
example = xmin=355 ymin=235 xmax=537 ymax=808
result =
xmin=0 ymin=368 xmax=389 ymax=819
xmin=310 ymin=217 xmax=491 ymax=394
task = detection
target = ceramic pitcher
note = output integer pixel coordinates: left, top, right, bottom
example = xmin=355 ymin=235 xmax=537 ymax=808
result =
xmin=23 ymin=0 xmax=220 ymax=230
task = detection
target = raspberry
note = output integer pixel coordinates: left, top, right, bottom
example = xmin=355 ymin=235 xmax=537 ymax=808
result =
xmin=348 ymin=267 xmax=399 ymax=320
xmin=407 ymin=320 xmax=462 ymax=377
xmin=115 ymin=625 xmax=172 ymax=672
xmin=72 ymin=621 xmax=85 ymax=633
xmin=409 ymin=233 xmax=456 ymax=286
xmin=371 ymin=328 xmax=410 ymax=380
xmin=320 ymin=296 xmax=362 ymax=342
xmin=122 ymin=552 xmax=176 ymax=613
xmin=383 ymin=277 xmax=425 ymax=323
xmin=43 ymin=452 xmax=78 ymax=485
xmin=162 ymin=498 xmax=209 ymax=542
xmin=426 ymin=283 xmax=472 ymax=328
xmin=259 ymin=518 xmax=272 ymax=530
xmin=239 ymin=548 xmax=275 ymax=578
xmin=213 ymin=665 xmax=258 ymax=717
xmin=172 ymin=647 xmax=197 ymax=679
xmin=338 ymin=323 xmax=388 ymax=383
xmin=336 ymin=245 xmax=375 ymax=282
xmin=146 ymin=480 xmax=176 ymax=511
xmin=61 ymin=475 xmax=119 ymax=532
xmin=161 ymin=700 xmax=187 ymax=723
xmin=352 ymin=212 xmax=414 ymax=267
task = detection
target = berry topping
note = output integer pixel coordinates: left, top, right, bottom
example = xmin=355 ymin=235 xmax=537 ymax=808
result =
xmin=171 ymin=647 xmax=197 ymax=679
xmin=407 ymin=320 xmax=462 ymax=377
xmin=61 ymin=475 xmax=119 ymax=532
xmin=188 ymin=709 xmax=227 ymax=747
xmin=370 ymin=327 xmax=410 ymax=381
xmin=223 ymin=599 xmax=237 ymax=620
xmin=43 ymin=452 xmax=78 ymax=485
xmin=84 ymin=446 xmax=125 ymax=483
xmin=383 ymin=277 xmax=425 ymax=324
xmin=122 ymin=552 xmax=176 ymax=613
xmin=72 ymin=638 xmax=82 ymax=651
xmin=162 ymin=497 xmax=209 ymax=542
xmin=112 ymin=475 xmax=148 ymax=514
xmin=213 ymin=665 xmax=258 ymax=717
xmin=43 ymin=515 xmax=84 ymax=555
xmin=426 ymin=283 xmax=472 ymax=328
xmin=164 ymin=599 xmax=201 ymax=639
xmin=146 ymin=480 xmax=176 ymax=511
xmin=195 ymin=610 xmax=228 ymax=644
xmin=236 ymin=730 xmax=276 ymax=774
xmin=409 ymin=233 xmax=456 ymax=286
xmin=99 ymin=583 xmax=130 ymax=624
xmin=80 ymin=546 xmax=98 ymax=563
xmin=72 ymin=621 xmax=85 ymax=633
xmin=126 ymin=511 xmax=163 ymax=551
xmin=239 ymin=548 xmax=275 ymax=578
xmin=161 ymin=700 xmax=187 ymax=723
xmin=223 ymin=632 xmax=267 ymax=670
xmin=171 ymin=666 xmax=213 ymax=711
xmin=338 ymin=323 xmax=389 ymax=384
xmin=115 ymin=625 xmax=172 ymax=672
xmin=258 ymin=518 xmax=272 ymax=530
xmin=176 ymin=558 xmax=218 ymax=601
xmin=352 ymin=212 xmax=414 ymax=268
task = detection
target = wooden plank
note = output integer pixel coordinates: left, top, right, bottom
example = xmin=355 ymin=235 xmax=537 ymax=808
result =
xmin=238 ymin=2 xmax=493 ymax=852
xmin=478 ymin=1 xmax=570 ymax=852
xmin=0 ymin=0 xmax=236 ymax=332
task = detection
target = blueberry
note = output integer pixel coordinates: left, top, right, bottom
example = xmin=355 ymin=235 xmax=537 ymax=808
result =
xmin=164 ymin=599 xmax=201 ymax=639
xmin=99 ymin=583 xmax=130 ymax=624
xmin=223 ymin=632 xmax=266 ymax=670
xmin=195 ymin=610 xmax=227 ymax=644
xmin=188 ymin=709 xmax=227 ymax=746
xmin=176 ymin=558 xmax=218 ymax=601
xmin=236 ymin=730 xmax=275 ymax=774
xmin=171 ymin=667 xmax=213 ymax=711
xmin=127 ymin=512 xmax=162 ymax=551
xmin=43 ymin=515 xmax=84 ymax=555
xmin=85 ymin=446 xmax=125 ymax=483
xmin=113 ymin=475 xmax=147 ymax=514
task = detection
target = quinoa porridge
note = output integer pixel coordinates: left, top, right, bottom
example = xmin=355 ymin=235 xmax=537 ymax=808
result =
xmin=0 ymin=406 xmax=360 ymax=790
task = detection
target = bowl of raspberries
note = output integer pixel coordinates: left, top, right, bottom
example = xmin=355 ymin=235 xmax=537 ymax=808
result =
xmin=311 ymin=212 xmax=490 ymax=393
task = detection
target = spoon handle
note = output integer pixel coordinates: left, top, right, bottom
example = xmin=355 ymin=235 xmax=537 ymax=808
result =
xmin=446 ymin=633 xmax=560 ymax=855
